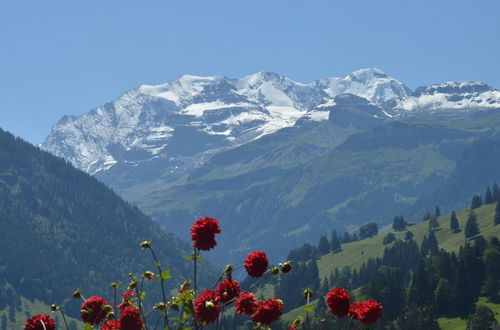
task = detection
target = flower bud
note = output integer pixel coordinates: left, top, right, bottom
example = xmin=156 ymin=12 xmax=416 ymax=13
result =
xmin=154 ymin=302 xmax=167 ymax=310
xmin=170 ymin=301 xmax=179 ymax=311
xmin=50 ymin=304 xmax=59 ymax=312
xmin=271 ymin=266 xmax=279 ymax=275
xmin=140 ymin=240 xmax=152 ymax=249
xmin=280 ymin=261 xmax=292 ymax=273
xmin=303 ymin=288 xmax=313 ymax=299
xmin=143 ymin=271 xmax=154 ymax=280
xmin=72 ymin=288 xmax=82 ymax=299
xmin=128 ymin=280 xmax=138 ymax=290
xmin=179 ymin=280 xmax=191 ymax=293
xmin=105 ymin=312 xmax=115 ymax=321
xmin=110 ymin=282 xmax=118 ymax=288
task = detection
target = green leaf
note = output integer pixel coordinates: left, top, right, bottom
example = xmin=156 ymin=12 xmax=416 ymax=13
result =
xmin=83 ymin=323 xmax=93 ymax=330
xmin=156 ymin=262 xmax=161 ymax=268
xmin=303 ymin=304 xmax=314 ymax=313
xmin=139 ymin=291 xmax=147 ymax=300
xmin=160 ymin=270 xmax=171 ymax=280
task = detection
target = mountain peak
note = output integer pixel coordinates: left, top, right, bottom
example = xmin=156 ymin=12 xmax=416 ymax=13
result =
xmin=346 ymin=68 xmax=388 ymax=82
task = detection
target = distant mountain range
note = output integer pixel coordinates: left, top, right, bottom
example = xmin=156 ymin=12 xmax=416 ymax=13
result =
xmin=39 ymin=69 xmax=500 ymax=265
xmin=41 ymin=68 xmax=500 ymax=181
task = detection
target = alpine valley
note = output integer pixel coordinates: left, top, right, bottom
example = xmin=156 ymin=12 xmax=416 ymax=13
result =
xmin=41 ymin=68 xmax=500 ymax=265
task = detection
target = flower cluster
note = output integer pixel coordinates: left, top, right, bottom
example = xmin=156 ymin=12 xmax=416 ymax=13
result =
xmin=325 ymin=287 xmax=383 ymax=326
xmin=22 ymin=215 xmax=383 ymax=330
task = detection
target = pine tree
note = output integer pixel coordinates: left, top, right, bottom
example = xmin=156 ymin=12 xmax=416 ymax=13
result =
xmin=434 ymin=278 xmax=453 ymax=316
xmin=318 ymin=235 xmax=330 ymax=255
xmin=434 ymin=206 xmax=441 ymax=217
xmin=428 ymin=215 xmax=439 ymax=231
xmin=452 ymin=259 xmax=475 ymax=317
xmin=484 ymin=187 xmax=494 ymax=204
xmin=341 ymin=232 xmax=352 ymax=243
xmin=427 ymin=231 xmax=439 ymax=256
xmin=494 ymin=201 xmax=500 ymax=225
xmin=470 ymin=194 xmax=482 ymax=209
xmin=464 ymin=211 xmax=480 ymax=239
xmin=383 ymin=233 xmax=396 ymax=245
xmin=482 ymin=245 xmax=500 ymax=302
xmin=493 ymin=183 xmax=499 ymax=202
xmin=359 ymin=222 xmax=378 ymax=239
xmin=405 ymin=230 xmax=414 ymax=241
xmin=392 ymin=216 xmax=406 ymax=231
xmin=330 ymin=230 xmax=341 ymax=252
xmin=466 ymin=305 xmax=496 ymax=330
xmin=450 ymin=211 xmax=460 ymax=233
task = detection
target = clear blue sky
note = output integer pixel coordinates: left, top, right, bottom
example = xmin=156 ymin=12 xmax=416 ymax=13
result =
xmin=1 ymin=0 xmax=499 ymax=144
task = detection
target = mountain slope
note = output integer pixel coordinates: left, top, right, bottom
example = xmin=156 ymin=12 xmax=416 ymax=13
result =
xmin=131 ymin=114 xmax=500 ymax=265
xmin=0 ymin=128 xmax=215 ymax=322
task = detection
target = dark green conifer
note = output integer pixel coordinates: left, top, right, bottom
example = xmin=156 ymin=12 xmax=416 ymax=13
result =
xmin=466 ymin=305 xmax=496 ymax=330
xmin=318 ymin=235 xmax=330 ymax=255
xmin=450 ymin=211 xmax=460 ymax=233
xmin=392 ymin=216 xmax=406 ymax=231
xmin=494 ymin=200 xmax=500 ymax=225
xmin=464 ymin=211 xmax=480 ymax=239
xmin=330 ymin=230 xmax=342 ymax=252
xmin=434 ymin=206 xmax=441 ymax=217
xmin=484 ymin=187 xmax=494 ymax=204
xmin=470 ymin=194 xmax=482 ymax=209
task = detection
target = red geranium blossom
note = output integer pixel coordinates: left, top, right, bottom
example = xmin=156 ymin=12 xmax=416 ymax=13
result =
xmin=349 ymin=299 xmax=383 ymax=325
xmin=101 ymin=320 xmax=120 ymax=330
xmin=325 ymin=287 xmax=350 ymax=318
xmin=193 ymin=289 xmax=221 ymax=324
xmin=119 ymin=306 xmax=144 ymax=330
xmin=24 ymin=314 xmax=56 ymax=330
xmin=81 ymin=296 xmax=108 ymax=325
xmin=251 ymin=298 xmax=284 ymax=325
xmin=190 ymin=216 xmax=221 ymax=250
xmin=235 ymin=291 xmax=257 ymax=316
xmin=244 ymin=251 xmax=269 ymax=278
xmin=216 ymin=279 xmax=241 ymax=304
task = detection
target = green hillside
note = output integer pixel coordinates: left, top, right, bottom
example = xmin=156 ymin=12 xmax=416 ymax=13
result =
xmin=317 ymin=203 xmax=500 ymax=278
xmin=0 ymin=128 xmax=217 ymax=325
xmin=274 ymin=203 xmax=500 ymax=328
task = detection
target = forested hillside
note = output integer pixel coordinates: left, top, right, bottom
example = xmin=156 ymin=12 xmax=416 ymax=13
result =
xmin=220 ymin=191 xmax=500 ymax=329
xmin=0 ymin=128 xmax=216 ymax=327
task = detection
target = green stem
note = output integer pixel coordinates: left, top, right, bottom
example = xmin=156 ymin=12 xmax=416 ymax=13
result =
xmin=58 ymin=307 xmax=69 ymax=330
xmin=194 ymin=247 xmax=199 ymax=330
xmin=149 ymin=247 xmax=170 ymax=329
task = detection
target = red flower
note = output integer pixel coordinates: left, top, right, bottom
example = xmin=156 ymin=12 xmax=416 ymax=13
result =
xmin=251 ymin=298 xmax=284 ymax=325
xmin=24 ymin=314 xmax=56 ymax=330
xmin=235 ymin=291 xmax=257 ymax=316
xmin=193 ymin=289 xmax=221 ymax=324
xmin=117 ymin=290 xmax=135 ymax=310
xmin=119 ymin=306 xmax=144 ymax=330
xmin=216 ymin=279 xmax=241 ymax=304
xmin=101 ymin=320 xmax=120 ymax=330
xmin=190 ymin=216 xmax=221 ymax=250
xmin=349 ymin=299 xmax=383 ymax=325
xmin=81 ymin=296 xmax=108 ymax=325
xmin=244 ymin=251 xmax=269 ymax=278
xmin=325 ymin=287 xmax=350 ymax=318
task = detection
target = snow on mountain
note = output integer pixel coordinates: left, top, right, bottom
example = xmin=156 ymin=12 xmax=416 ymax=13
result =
xmin=41 ymin=69 xmax=500 ymax=176
xmin=395 ymin=82 xmax=500 ymax=114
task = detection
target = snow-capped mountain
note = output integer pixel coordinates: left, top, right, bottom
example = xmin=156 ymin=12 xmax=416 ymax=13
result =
xmin=41 ymin=68 xmax=500 ymax=177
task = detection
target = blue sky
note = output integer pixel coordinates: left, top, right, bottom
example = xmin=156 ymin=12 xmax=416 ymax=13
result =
xmin=1 ymin=0 xmax=499 ymax=144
